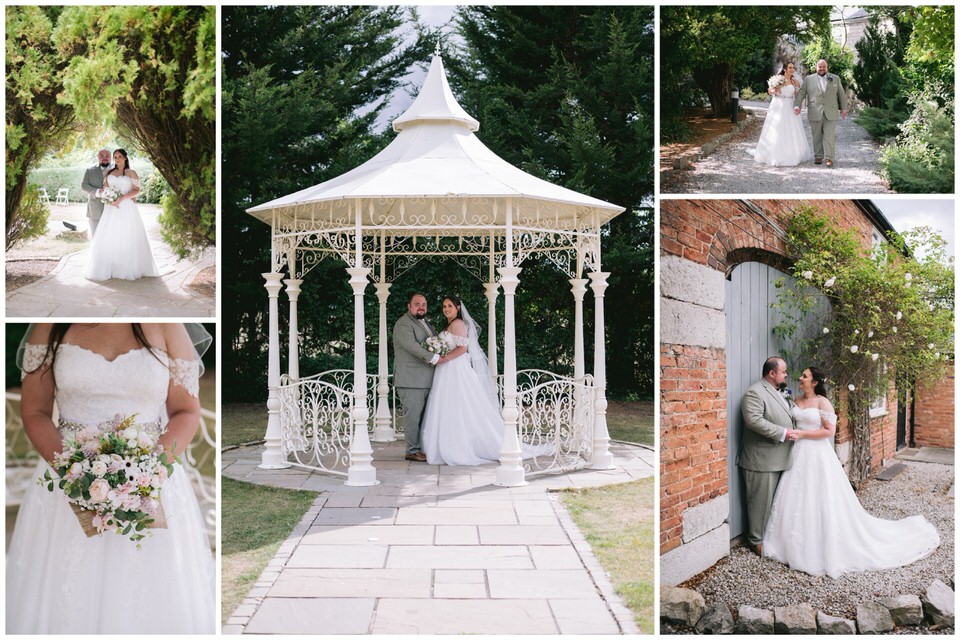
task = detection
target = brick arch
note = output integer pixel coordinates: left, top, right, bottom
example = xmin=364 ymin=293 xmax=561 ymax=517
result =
xmin=708 ymin=205 xmax=791 ymax=274
xmin=724 ymin=247 xmax=794 ymax=279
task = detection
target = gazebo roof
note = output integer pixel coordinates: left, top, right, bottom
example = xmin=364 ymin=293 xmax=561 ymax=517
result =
xmin=247 ymin=53 xmax=624 ymax=230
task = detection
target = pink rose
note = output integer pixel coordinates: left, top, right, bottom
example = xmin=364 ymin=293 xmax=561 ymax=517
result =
xmin=139 ymin=497 xmax=158 ymax=515
xmin=88 ymin=479 xmax=110 ymax=502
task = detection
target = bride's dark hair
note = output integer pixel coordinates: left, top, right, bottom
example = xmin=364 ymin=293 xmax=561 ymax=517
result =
xmin=808 ymin=366 xmax=828 ymax=397
xmin=113 ymin=148 xmax=132 ymax=174
xmin=441 ymin=295 xmax=463 ymax=325
xmin=779 ymin=61 xmax=795 ymax=76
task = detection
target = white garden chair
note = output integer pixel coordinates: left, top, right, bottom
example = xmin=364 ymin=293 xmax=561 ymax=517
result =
xmin=55 ymin=188 xmax=69 ymax=205
xmin=37 ymin=188 xmax=50 ymax=205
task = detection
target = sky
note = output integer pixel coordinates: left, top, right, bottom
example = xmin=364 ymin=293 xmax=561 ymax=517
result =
xmin=872 ymin=199 xmax=956 ymax=259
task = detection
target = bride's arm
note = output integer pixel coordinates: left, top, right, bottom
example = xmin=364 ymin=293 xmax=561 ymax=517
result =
xmin=20 ymin=324 xmax=63 ymax=464
xmin=440 ymin=319 xmax=469 ymax=363
xmin=158 ymin=324 xmax=202 ymax=457
xmin=118 ymin=169 xmax=141 ymax=203
xmin=795 ymin=398 xmax=838 ymax=440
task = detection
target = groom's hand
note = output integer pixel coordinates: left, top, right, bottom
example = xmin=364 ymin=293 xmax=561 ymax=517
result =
xmin=793 ymin=107 xmax=801 ymax=115
xmin=841 ymin=110 xmax=848 ymax=119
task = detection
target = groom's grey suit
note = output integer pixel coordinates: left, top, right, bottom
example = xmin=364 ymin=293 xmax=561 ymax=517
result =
xmin=794 ymin=72 xmax=848 ymax=163
xmin=393 ymin=312 xmax=437 ymax=455
xmin=80 ymin=163 xmax=112 ymax=237
xmin=737 ymin=379 xmax=795 ymax=547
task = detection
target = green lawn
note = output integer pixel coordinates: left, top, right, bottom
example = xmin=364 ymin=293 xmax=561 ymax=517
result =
xmin=559 ymin=477 xmax=655 ymax=634
xmin=221 ymin=476 xmax=318 ymax=623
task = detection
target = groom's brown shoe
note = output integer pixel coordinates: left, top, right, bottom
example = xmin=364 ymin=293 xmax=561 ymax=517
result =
xmin=405 ymin=452 xmax=427 ymax=462
xmin=814 ymin=158 xmax=822 ymax=165
xmin=751 ymin=543 xmax=763 ymax=557
xmin=825 ymin=159 xmax=833 ymax=167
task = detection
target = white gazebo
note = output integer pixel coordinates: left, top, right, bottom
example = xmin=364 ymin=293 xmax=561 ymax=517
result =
xmin=247 ymin=50 xmax=625 ymax=487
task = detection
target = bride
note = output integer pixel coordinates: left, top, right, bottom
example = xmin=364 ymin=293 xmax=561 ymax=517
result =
xmin=6 ymin=323 xmax=215 ymax=633
xmin=420 ymin=296 xmax=504 ymax=466
xmin=753 ymin=62 xmax=813 ymax=166
xmin=763 ymin=366 xmax=940 ymax=578
xmin=85 ymin=149 xmax=160 ymax=281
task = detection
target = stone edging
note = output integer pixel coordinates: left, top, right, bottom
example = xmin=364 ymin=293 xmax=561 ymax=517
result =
xmin=661 ymin=112 xmax=755 ymax=180
xmin=661 ymin=579 xmax=955 ymax=634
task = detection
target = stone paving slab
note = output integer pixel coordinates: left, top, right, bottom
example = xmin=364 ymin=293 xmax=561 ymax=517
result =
xmin=223 ymin=438 xmax=653 ymax=635
xmin=370 ymin=599 xmax=560 ymax=634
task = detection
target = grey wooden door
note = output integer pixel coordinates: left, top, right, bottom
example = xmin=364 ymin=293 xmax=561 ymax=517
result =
xmin=725 ymin=261 xmax=823 ymax=539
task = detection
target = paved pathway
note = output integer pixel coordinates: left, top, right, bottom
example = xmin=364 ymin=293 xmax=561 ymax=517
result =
xmin=663 ymin=101 xmax=891 ymax=194
xmin=222 ymin=439 xmax=655 ymax=635
xmin=6 ymin=204 xmax=214 ymax=317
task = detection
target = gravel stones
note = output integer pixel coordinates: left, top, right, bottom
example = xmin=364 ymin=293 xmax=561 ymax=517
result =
xmin=923 ymin=579 xmax=955 ymax=627
xmin=879 ymin=594 xmax=924 ymax=626
xmin=735 ymin=605 xmax=773 ymax=634
xmin=660 ymin=585 xmax=705 ymax=626
xmin=856 ymin=601 xmax=894 ymax=634
xmin=817 ymin=611 xmax=856 ymax=634
xmin=774 ymin=604 xmax=817 ymax=634
xmin=695 ymin=603 xmax=734 ymax=634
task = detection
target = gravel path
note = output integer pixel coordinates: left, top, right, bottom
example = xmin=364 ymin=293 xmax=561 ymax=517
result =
xmin=681 ymin=461 xmax=954 ymax=621
xmin=663 ymin=102 xmax=892 ymax=194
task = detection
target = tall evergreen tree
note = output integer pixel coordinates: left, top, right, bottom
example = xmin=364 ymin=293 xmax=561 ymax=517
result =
xmin=221 ymin=6 xmax=433 ymax=400
xmin=449 ymin=6 xmax=655 ymax=398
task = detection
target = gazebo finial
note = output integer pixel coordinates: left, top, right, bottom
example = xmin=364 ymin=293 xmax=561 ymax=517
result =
xmin=434 ymin=37 xmax=442 ymax=57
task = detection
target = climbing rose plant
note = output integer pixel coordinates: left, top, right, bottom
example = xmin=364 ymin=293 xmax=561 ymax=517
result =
xmin=774 ymin=206 xmax=953 ymax=487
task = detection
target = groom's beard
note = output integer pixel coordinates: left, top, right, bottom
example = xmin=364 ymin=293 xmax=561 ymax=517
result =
xmin=413 ymin=311 xmax=426 ymax=319
xmin=99 ymin=162 xmax=111 ymax=167
xmin=777 ymin=382 xmax=787 ymax=391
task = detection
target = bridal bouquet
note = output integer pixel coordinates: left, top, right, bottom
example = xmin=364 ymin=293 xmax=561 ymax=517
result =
xmin=422 ymin=335 xmax=451 ymax=356
xmin=767 ymin=75 xmax=785 ymax=91
xmin=40 ymin=413 xmax=175 ymax=545
xmin=99 ymin=187 xmax=120 ymax=205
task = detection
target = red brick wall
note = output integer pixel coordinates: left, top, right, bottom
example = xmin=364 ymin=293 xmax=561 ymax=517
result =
xmin=914 ymin=361 xmax=955 ymax=449
xmin=660 ymin=344 xmax=727 ymax=553
xmin=660 ymin=199 xmax=897 ymax=554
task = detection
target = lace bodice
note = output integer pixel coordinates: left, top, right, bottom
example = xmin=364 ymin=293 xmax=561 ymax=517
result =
xmin=438 ymin=330 xmax=469 ymax=350
xmin=774 ymin=83 xmax=797 ymax=99
xmin=792 ymin=405 xmax=837 ymax=431
xmin=106 ymin=174 xmax=139 ymax=194
xmin=20 ymin=344 xmax=200 ymax=431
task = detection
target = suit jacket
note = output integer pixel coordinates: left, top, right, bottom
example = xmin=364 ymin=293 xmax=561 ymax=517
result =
xmin=794 ymin=73 xmax=847 ymax=121
xmin=81 ymin=164 xmax=111 ymax=221
xmin=737 ymin=379 xmax=795 ymax=472
xmin=392 ymin=312 xmax=437 ymax=389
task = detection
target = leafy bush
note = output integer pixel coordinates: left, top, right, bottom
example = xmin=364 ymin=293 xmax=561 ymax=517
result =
xmin=879 ymin=87 xmax=954 ymax=193
xmin=140 ymin=172 xmax=171 ymax=204
xmin=856 ymin=104 xmax=911 ymax=139
xmin=7 ymin=184 xmax=50 ymax=249
xmin=801 ymin=34 xmax=855 ymax=87
xmin=854 ymin=19 xmax=909 ymax=109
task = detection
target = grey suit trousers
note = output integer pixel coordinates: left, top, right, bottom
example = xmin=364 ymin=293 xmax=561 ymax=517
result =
xmin=742 ymin=468 xmax=783 ymax=546
xmin=811 ymin=118 xmax=838 ymax=162
xmin=397 ymin=387 xmax=429 ymax=454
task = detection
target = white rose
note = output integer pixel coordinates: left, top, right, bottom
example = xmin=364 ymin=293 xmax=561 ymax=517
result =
xmin=892 ymin=326 xmax=898 ymax=333
xmin=935 ymin=352 xmax=940 ymax=359
xmin=850 ymin=345 xmax=859 ymax=353
xmin=137 ymin=432 xmax=154 ymax=448
xmin=867 ymin=331 xmax=874 ymax=338
xmin=896 ymin=311 xmax=902 ymax=320
xmin=91 ymin=461 xmax=108 ymax=477
xmin=871 ymin=353 xmax=880 ymax=362
xmin=802 ymin=270 xmax=813 ymax=279
xmin=823 ymin=327 xmax=830 ymax=334
xmin=69 ymin=462 xmax=83 ymax=477
xmin=928 ymin=343 xmax=935 ymax=349
xmin=122 ymin=427 xmax=138 ymax=440
xmin=848 ymin=384 xmax=856 ymax=391
xmin=824 ymin=277 xmax=836 ymax=288
xmin=905 ymin=272 xmax=912 ymax=281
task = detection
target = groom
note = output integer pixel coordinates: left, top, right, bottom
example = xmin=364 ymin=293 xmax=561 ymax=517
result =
xmin=737 ymin=356 xmax=799 ymax=556
xmin=393 ymin=293 xmax=443 ymax=462
xmin=80 ymin=149 xmax=113 ymax=237
xmin=793 ymin=59 xmax=848 ymax=167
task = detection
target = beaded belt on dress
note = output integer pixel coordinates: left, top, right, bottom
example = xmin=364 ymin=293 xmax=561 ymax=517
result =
xmin=58 ymin=417 xmax=162 ymax=434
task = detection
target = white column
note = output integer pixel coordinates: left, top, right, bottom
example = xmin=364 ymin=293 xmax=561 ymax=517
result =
xmin=483 ymin=281 xmax=500 ymax=378
xmin=346 ymin=267 xmax=379 ymax=485
xmin=570 ymin=278 xmax=588 ymax=380
xmin=589 ymin=271 xmax=614 ymax=469
xmin=371 ymin=281 xmax=396 ymax=442
xmin=495 ymin=264 xmax=526 ymax=486
xmin=259 ymin=272 xmax=290 ymax=469
xmin=284 ymin=278 xmax=302 ymax=380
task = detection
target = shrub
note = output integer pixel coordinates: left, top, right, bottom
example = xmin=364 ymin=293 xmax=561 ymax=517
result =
xmin=879 ymin=87 xmax=954 ymax=193
xmin=7 ymin=184 xmax=51 ymax=249
xmin=140 ymin=172 xmax=171 ymax=204
xmin=857 ymin=103 xmax=911 ymax=139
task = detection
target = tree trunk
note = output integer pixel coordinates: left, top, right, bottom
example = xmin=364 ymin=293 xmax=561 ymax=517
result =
xmin=846 ymin=392 xmax=872 ymax=488
xmin=692 ymin=63 xmax=732 ymax=117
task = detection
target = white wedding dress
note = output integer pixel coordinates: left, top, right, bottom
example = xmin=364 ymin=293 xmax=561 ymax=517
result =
xmin=420 ymin=331 xmax=503 ymax=466
xmin=763 ymin=406 xmax=940 ymax=578
xmin=753 ymin=83 xmax=814 ymax=166
xmin=86 ymin=174 xmax=160 ymax=281
xmin=6 ymin=344 xmax=215 ymax=634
